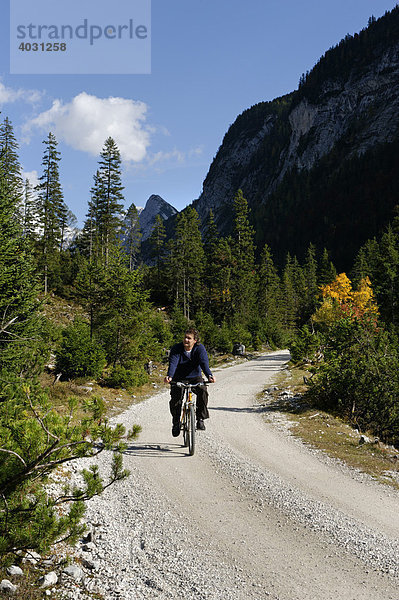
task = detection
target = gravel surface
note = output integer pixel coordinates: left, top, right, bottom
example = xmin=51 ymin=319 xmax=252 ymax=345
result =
xmin=59 ymin=351 xmax=399 ymax=600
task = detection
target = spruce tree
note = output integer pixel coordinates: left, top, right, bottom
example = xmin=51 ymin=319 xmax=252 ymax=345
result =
xmin=281 ymin=253 xmax=297 ymax=332
xmin=208 ymin=237 xmax=234 ymax=322
xmin=149 ymin=214 xmax=167 ymax=292
xmin=318 ymin=248 xmax=337 ymax=285
xmin=302 ymin=244 xmax=319 ymax=320
xmin=35 ymin=132 xmax=68 ymax=293
xmin=124 ymin=203 xmax=142 ymax=270
xmin=230 ymin=190 xmax=256 ymax=322
xmin=258 ymin=243 xmax=281 ymax=324
xmin=167 ymin=207 xmax=205 ymax=320
xmin=352 ymin=238 xmax=379 ymax=285
xmin=0 ymin=147 xmax=43 ymax=374
xmin=0 ymin=117 xmax=23 ymax=221
xmin=374 ymin=226 xmax=399 ymax=326
xmin=203 ymin=209 xmax=221 ymax=313
xmin=21 ymin=178 xmax=38 ymax=242
xmin=95 ymin=137 xmax=125 ymax=264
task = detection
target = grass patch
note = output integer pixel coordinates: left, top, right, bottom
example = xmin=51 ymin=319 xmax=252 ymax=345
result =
xmin=258 ymin=364 xmax=399 ymax=489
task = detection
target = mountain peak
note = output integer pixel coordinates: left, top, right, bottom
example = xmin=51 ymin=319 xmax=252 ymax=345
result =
xmin=138 ymin=195 xmax=177 ymax=240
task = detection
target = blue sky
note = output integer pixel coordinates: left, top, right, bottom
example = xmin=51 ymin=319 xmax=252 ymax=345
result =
xmin=1 ymin=0 xmax=397 ymax=226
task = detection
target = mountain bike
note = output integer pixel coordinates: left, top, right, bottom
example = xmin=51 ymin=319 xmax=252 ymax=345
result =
xmin=170 ymin=381 xmax=209 ymax=456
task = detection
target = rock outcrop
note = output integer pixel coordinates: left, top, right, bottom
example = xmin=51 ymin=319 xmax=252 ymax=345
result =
xmin=137 ymin=195 xmax=177 ymax=241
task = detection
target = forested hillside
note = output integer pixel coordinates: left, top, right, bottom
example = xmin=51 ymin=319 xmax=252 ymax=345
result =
xmin=193 ymin=6 xmax=399 ymax=270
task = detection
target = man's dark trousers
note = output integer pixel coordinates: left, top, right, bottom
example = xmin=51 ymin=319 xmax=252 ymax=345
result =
xmin=169 ymin=377 xmax=209 ymax=424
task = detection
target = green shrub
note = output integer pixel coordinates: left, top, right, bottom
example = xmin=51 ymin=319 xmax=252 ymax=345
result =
xmin=104 ymin=364 xmax=149 ymax=389
xmin=289 ymin=325 xmax=323 ymax=363
xmin=56 ymin=319 xmax=106 ymax=379
xmin=307 ymin=318 xmax=399 ymax=446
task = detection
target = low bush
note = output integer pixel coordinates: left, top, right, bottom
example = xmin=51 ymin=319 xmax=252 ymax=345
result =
xmin=56 ymin=320 xmax=106 ymax=379
xmin=306 ymin=318 xmax=399 ymax=447
xmin=104 ymin=364 xmax=149 ymax=389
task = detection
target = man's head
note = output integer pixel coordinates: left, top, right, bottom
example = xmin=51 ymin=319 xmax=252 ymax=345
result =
xmin=183 ymin=327 xmax=199 ymax=351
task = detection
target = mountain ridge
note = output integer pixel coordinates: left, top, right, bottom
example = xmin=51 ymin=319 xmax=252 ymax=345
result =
xmin=189 ymin=5 xmax=399 ymax=268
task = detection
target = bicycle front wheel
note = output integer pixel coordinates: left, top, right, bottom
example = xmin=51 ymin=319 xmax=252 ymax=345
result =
xmin=188 ymin=404 xmax=195 ymax=456
xmin=183 ymin=407 xmax=189 ymax=447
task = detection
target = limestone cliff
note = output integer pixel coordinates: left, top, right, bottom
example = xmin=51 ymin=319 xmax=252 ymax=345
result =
xmin=192 ymin=7 xmax=399 ymax=266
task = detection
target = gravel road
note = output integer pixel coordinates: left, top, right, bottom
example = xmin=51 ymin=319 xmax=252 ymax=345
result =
xmin=62 ymin=351 xmax=399 ymax=600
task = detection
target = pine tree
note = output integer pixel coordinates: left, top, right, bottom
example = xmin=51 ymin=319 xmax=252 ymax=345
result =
xmin=0 ymin=140 xmax=44 ymax=375
xmin=95 ymin=137 xmax=125 ymax=264
xmin=258 ymin=243 xmax=281 ymax=323
xmin=167 ymin=207 xmax=205 ymax=320
xmin=352 ymin=238 xmax=379 ymax=285
xmin=374 ymin=226 xmax=399 ymax=326
xmin=302 ymin=244 xmax=319 ymax=320
xmin=203 ymin=209 xmax=221 ymax=313
xmin=21 ymin=178 xmax=38 ymax=242
xmin=123 ymin=203 xmax=142 ymax=270
xmin=318 ymin=248 xmax=337 ymax=285
xmin=230 ymin=190 xmax=256 ymax=322
xmin=208 ymin=237 xmax=234 ymax=322
xmin=0 ymin=117 xmax=23 ymax=221
xmin=281 ymin=253 xmax=297 ymax=331
xmin=35 ymin=132 xmax=68 ymax=293
xmin=149 ymin=214 xmax=167 ymax=289
xmin=94 ymin=244 xmax=150 ymax=367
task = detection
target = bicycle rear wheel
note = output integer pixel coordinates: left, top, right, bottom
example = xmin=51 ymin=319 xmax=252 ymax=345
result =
xmin=183 ymin=406 xmax=189 ymax=447
xmin=188 ymin=404 xmax=195 ymax=456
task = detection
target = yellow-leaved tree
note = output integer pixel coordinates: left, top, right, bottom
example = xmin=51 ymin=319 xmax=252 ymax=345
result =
xmin=313 ymin=273 xmax=378 ymax=326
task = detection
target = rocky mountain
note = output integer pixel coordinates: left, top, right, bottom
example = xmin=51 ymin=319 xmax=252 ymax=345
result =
xmin=137 ymin=194 xmax=177 ymax=241
xmin=192 ymin=7 xmax=399 ymax=269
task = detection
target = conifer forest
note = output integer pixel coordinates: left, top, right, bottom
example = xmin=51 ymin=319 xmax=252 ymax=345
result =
xmin=0 ymin=114 xmax=398 ymax=565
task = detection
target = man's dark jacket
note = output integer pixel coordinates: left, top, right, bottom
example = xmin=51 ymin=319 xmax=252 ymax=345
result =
xmin=167 ymin=342 xmax=213 ymax=381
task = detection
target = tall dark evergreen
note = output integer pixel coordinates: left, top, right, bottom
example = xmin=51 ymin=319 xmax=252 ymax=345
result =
xmin=258 ymin=243 xmax=281 ymax=325
xmin=35 ymin=132 xmax=68 ymax=293
xmin=167 ymin=207 xmax=205 ymax=320
xmin=374 ymin=226 xmax=399 ymax=326
xmin=302 ymin=244 xmax=319 ymax=320
xmin=21 ymin=178 xmax=37 ymax=242
xmin=203 ymin=209 xmax=221 ymax=313
xmin=0 ymin=117 xmax=23 ymax=220
xmin=124 ymin=203 xmax=142 ymax=270
xmin=95 ymin=137 xmax=125 ymax=264
xmin=281 ymin=253 xmax=297 ymax=331
xmin=207 ymin=237 xmax=234 ymax=322
xmin=230 ymin=190 xmax=256 ymax=322
xmin=318 ymin=248 xmax=337 ymax=285
xmin=0 ymin=137 xmax=44 ymax=374
xmin=149 ymin=214 xmax=167 ymax=290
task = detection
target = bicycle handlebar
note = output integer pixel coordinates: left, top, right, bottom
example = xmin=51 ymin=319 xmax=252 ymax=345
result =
xmin=170 ymin=381 xmax=211 ymax=388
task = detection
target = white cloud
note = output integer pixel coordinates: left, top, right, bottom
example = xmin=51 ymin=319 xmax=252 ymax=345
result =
xmin=188 ymin=146 xmax=204 ymax=157
xmin=23 ymin=92 xmax=151 ymax=162
xmin=21 ymin=169 xmax=40 ymax=189
xmin=0 ymin=81 xmax=42 ymax=105
xmin=148 ymin=149 xmax=185 ymax=165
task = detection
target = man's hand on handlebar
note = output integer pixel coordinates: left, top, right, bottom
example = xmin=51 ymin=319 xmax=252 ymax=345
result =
xmin=164 ymin=375 xmax=215 ymax=384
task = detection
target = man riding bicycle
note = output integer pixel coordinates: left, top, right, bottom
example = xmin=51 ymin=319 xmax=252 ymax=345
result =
xmin=164 ymin=327 xmax=215 ymax=436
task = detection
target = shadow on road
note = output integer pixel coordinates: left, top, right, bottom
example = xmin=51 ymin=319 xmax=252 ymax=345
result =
xmin=232 ymin=366 xmax=287 ymax=372
xmin=124 ymin=442 xmax=190 ymax=458
xmin=210 ymin=405 xmax=263 ymax=414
